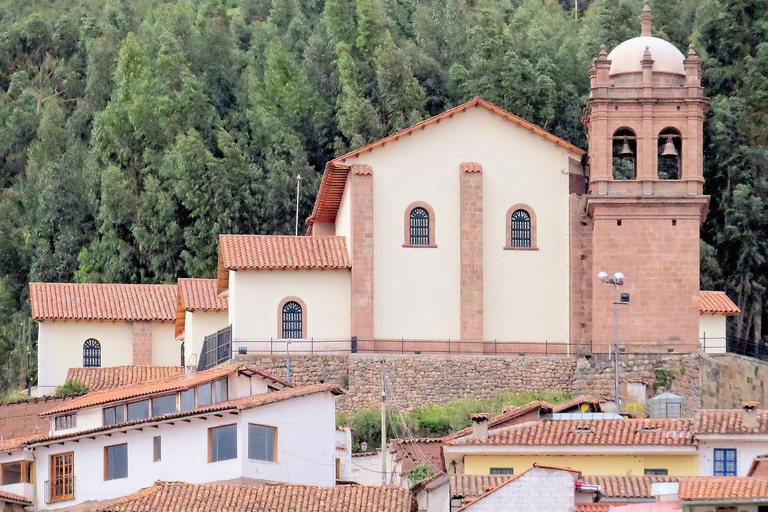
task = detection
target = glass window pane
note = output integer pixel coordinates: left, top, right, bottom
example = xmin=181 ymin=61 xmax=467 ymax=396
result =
xmin=180 ymin=389 xmax=195 ymax=412
xmin=104 ymin=406 xmax=125 ymax=426
xmin=105 ymin=444 xmax=128 ymax=480
xmin=215 ymin=379 xmax=228 ymax=403
xmin=151 ymin=395 xmax=177 ymax=417
xmin=489 ymin=468 xmax=514 ymax=475
xmin=210 ymin=425 xmax=237 ymax=462
xmin=127 ymin=400 xmax=149 ymax=422
xmin=248 ymin=425 xmax=276 ymax=462
xmin=198 ymin=383 xmax=212 ymax=407
xmin=2 ymin=463 xmax=22 ymax=484
xmin=153 ymin=436 xmax=161 ymax=462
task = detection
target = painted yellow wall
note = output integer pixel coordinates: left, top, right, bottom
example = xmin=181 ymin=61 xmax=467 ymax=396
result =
xmin=229 ymin=269 xmax=351 ymax=341
xmin=463 ymin=454 xmax=699 ymax=476
xmin=699 ymin=314 xmax=726 ymax=353
xmin=184 ymin=310 xmax=229 ymax=367
xmin=342 ymin=106 xmax=577 ymax=342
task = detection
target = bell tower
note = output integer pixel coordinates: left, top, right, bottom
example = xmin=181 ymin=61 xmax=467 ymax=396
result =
xmin=583 ymin=4 xmax=709 ymax=353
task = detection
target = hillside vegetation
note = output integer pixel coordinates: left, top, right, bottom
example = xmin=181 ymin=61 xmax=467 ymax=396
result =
xmin=0 ymin=0 xmax=766 ymax=391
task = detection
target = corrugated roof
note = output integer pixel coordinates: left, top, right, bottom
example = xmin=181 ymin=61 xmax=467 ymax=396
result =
xmin=678 ymin=477 xmax=768 ymax=501
xmin=699 ymin=291 xmax=740 ymax=316
xmin=30 ymin=282 xmax=177 ymax=322
xmin=66 ymin=366 xmax=185 ymax=392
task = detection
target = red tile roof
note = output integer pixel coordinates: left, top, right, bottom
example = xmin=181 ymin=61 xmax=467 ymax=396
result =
xmin=0 ymin=489 xmax=31 ymax=505
xmin=460 ymin=162 xmax=483 ymax=173
xmin=451 ymin=474 xmax=514 ymax=498
xmin=306 ymin=97 xmax=584 ymax=231
xmin=0 ymin=434 xmax=43 ymax=451
xmin=42 ymin=364 xmax=291 ymax=416
xmin=581 ymin=475 xmax=677 ymax=499
xmin=700 ymin=291 xmax=740 ymax=315
xmin=553 ymin=395 xmax=602 ymax=413
xmin=695 ymin=409 xmax=768 ymax=434
xmin=450 ymin=418 xmax=695 ymax=447
xmin=178 ymin=278 xmax=227 ymax=312
xmin=575 ymin=505 xmax=614 ymax=512
xmin=32 ymin=383 xmax=343 ymax=446
xmin=30 ymin=282 xmax=177 ymax=322
xmin=217 ymin=235 xmax=350 ymax=292
xmin=444 ymin=400 xmax=554 ymax=442
xmin=87 ymin=480 xmax=413 ymax=512
xmin=678 ymin=477 xmax=768 ymax=501
xmin=66 ymin=366 xmax=185 ymax=392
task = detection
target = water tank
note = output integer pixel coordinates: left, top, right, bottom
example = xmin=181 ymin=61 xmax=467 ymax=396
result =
xmin=649 ymin=392 xmax=684 ymax=418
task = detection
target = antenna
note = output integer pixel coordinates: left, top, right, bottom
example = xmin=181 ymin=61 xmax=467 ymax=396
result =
xmin=294 ymin=174 xmax=302 ymax=236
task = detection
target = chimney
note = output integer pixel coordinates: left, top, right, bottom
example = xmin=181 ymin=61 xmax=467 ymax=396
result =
xmin=470 ymin=413 xmax=490 ymax=440
xmin=743 ymin=402 xmax=760 ymax=429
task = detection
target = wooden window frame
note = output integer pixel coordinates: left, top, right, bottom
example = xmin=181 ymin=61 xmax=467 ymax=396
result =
xmin=151 ymin=393 xmax=178 ymax=418
xmin=213 ymin=378 xmax=228 ymax=404
xmin=103 ymin=443 xmax=128 ymax=481
xmin=1 ymin=461 xmax=33 ymax=485
xmin=277 ymin=297 xmax=307 ymax=340
xmin=247 ymin=423 xmax=278 ymax=463
xmin=49 ymin=452 xmax=74 ymax=503
xmin=197 ymin=382 xmax=213 ymax=407
xmin=103 ymin=404 xmax=126 ymax=426
xmin=126 ymin=399 xmax=151 ymax=423
xmin=54 ymin=413 xmax=76 ymax=431
xmin=504 ymin=204 xmax=538 ymax=250
xmin=403 ymin=201 xmax=437 ymax=248
xmin=208 ymin=424 xmax=238 ymax=463
xmin=153 ymin=436 xmax=162 ymax=462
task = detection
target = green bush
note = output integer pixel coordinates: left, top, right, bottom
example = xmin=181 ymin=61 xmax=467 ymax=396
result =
xmin=625 ymin=401 xmax=645 ymax=417
xmin=0 ymin=390 xmax=24 ymax=403
xmin=54 ymin=380 xmax=90 ymax=397
xmin=406 ymin=463 xmax=435 ymax=485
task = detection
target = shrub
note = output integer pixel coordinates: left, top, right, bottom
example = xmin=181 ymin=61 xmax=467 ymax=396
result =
xmin=406 ymin=463 xmax=435 ymax=485
xmin=0 ymin=390 xmax=24 ymax=403
xmin=54 ymin=380 xmax=89 ymax=397
xmin=625 ymin=401 xmax=645 ymax=417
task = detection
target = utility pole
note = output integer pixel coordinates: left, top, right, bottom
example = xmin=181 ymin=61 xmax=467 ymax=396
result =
xmin=294 ymin=174 xmax=302 ymax=236
xmin=380 ymin=358 xmax=387 ymax=486
xmin=599 ymin=271 xmax=628 ymax=413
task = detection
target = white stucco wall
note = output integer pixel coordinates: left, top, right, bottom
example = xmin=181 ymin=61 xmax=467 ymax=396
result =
xmin=699 ymin=314 xmax=727 ymax=353
xmin=697 ymin=437 xmax=768 ymax=476
xmin=184 ymin=310 xmax=229 ymax=367
xmin=344 ymin=107 xmax=575 ymax=342
xmin=0 ymin=451 xmax=34 ymax=501
xmin=36 ymin=321 xmax=134 ymax=395
xmin=151 ymin=322 xmax=181 ymax=366
xmin=462 ymin=467 xmax=575 ymax=512
xmin=34 ymin=392 xmax=336 ymax=510
xmin=229 ymin=269 xmax=351 ymax=342
xmin=335 ymin=181 xmax=352 ymax=246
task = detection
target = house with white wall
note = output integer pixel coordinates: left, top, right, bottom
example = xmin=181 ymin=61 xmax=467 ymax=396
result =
xmin=698 ymin=291 xmax=741 ymax=353
xmin=175 ymin=278 xmax=229 ymax=367
xmin=28 ymin=363 xmax=343 ymax=509
xmin=695 ymin=404 xmax=768 ymax=477
xmin=31 ymin=283 xmax=181 ymax=395
xmin=0 ymin=436 xmax=37 ymax=504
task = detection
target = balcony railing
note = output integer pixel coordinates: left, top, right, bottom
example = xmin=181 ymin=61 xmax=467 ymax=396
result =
xmin=45 ymin=476 xmax=75 ymax=504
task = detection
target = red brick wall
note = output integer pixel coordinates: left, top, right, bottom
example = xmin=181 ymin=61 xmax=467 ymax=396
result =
xmin=590 ymin=201 xmax=702 ymax=353
xmin=132 ymin=321 xmax=153 ymax=365
xmin=350 ymin=164 xmax=375 ymax=344
xmin=460 ymin=163 xmax=484 ymax=342
xmin=569 ymin=194 xmax=593 ymax=354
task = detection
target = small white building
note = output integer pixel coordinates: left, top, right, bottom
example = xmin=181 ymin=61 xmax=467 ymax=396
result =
xmin=175 ymin=278 xmax=229 ymax=367
xmin=0 ymin=436 xmax=36 ymax=504
xmin=30 ymin=282 xmax=181 ymax=395
xmin=28 ymin=363 xmax=343 ymax=509
xmin=695 ymin=405 xmax=768 ymax=477
xmin=698 ymin=291 xmax=741 ymax=353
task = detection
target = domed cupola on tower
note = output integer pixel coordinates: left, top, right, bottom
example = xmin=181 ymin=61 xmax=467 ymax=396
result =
xmin=582 ymin=4 xmax=710 ymax=354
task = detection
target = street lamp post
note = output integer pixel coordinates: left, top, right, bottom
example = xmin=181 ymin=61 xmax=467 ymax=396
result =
xmin=598 ymin=271 xmax=629 ymax=413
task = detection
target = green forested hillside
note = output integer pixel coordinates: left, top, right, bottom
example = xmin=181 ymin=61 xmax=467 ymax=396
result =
xmin=0 ymin=0 xmax=766 ymax=391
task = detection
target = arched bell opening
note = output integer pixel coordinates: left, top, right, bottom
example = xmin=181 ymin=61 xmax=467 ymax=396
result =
xmin=612 ymin=128 xmax=637 ymax=180
xmin=657 ymin=127 xmax=682 ymax=180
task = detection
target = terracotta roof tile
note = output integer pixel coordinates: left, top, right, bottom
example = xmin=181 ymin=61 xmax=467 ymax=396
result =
xmin=178 ymin=279 xmax=227 ymax=311
xmin=553 ymin=396 xmax=602 ymax=413
xmin=33 ymin=383 xmax=342 ymax=446
xmin=66 ymin=366 xmax=185 ymax=392
xmin=451 ymin=475 xmax=515 ymax=498
xmin=307 ymin=97 xmax=584 ymax=231
xmin=581 ymin=475 xmax=677 ymax=499
xmin=695 ymin=409 xmax=768 ymax=435
xmin=0 ymin=434 xmax=43 ymax=451
xmin=0 ymin=489 xmax=32 ymax=505
xmin=30 ymin=282 xmax=177 ymax=322
xmin=217 ymin=235 xmax=350 ymax=291
xmin=43 ymin=364 xmax=291 ymax=416
xmin=575 ymin=505 xmax=616 ymax=512
xmin=450 ymin=418 xmax=695 ymax=447
xmin=678 ymin=477 xmax=768 ymax=501
xmin=700 ymin=291 xmax=740 ymax=315
xmin=443 ymin=400 xmax=554 ymax=442
xmin=460 ymin=162 xmax=483 ymax=173
xmin=88 ymin=480 xmax=413 ymax=512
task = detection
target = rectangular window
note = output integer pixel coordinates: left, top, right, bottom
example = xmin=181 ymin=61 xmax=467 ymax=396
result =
xmin=49 ymin=452 xmax=74 ymax=503
xmin=103 ymin=405 xmax=125 ymax=426
xmin=1 ymin=461 xmax=31 ymax=485
xmin=127 ymin=400 xmax=150 ymax=422
xmin=714 ymin=448 xmax=737 ymax=476
xmin=104 ymin=444 xmax=128 ymax=480
xmin=644 ymin=469 xmax=668 ymax=476
xmin=489 ymin=468 xmax=514 ymax=475
xmin=151 ymin=395 xmax=177 ymax=417
xmin=153 ymin=436 xmax=161 ymax=462
xmin=209 ymin=424 xmax=237 ymax=462
xmin=248 ymin=424 xmax=276 ymax=462
xmin=198 ymin=383 xmax=212 ymax=407
xmin=214 ymin=378 xmax=228 ymax=403
xmin=180 ymin=389 xmax=195 ymax=412
xmin=54 ymin=414 xmax=76 ymax=431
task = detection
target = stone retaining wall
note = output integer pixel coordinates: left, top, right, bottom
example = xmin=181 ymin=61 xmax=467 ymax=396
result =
xmin=700 ymin=353 xmax=768 ymax=409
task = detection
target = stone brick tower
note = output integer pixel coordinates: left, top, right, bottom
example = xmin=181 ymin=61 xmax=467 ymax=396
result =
xmin=583 ymin=4 xmax=709 ymax=353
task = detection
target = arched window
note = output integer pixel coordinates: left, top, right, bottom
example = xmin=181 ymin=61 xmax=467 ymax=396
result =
xmin=658 ymin=127 xmax=682 ymax=180
xmin=612 ymin=128 xmax=637 ymax=180
xmin=83 ymin=339 xmax=101 ymax=367
xmin=282 ymin=301 xmax=303 ymax=339
xmin=505 ymin=204 xmax=538 ymax=250
xmin=409 ymin=207 xmax=430 ymax=245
